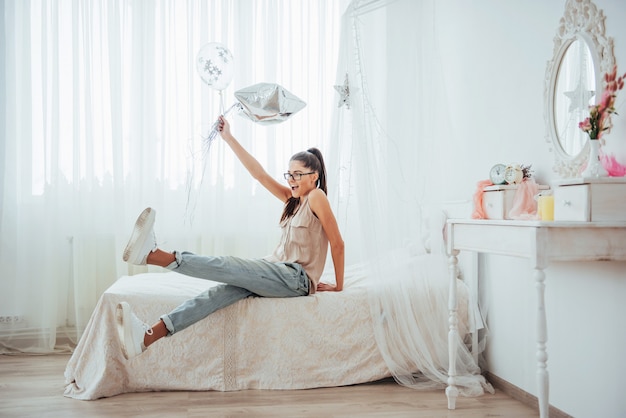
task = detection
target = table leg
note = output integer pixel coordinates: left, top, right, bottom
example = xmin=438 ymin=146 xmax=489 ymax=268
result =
xmin=534 ymin=267 xmax=549 ymax=418
xmin=446 ymin=251 xmax=459 ymax=409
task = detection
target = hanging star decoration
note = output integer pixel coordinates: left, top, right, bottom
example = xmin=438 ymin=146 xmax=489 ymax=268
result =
xmin=563 ymin=81 xmax=595 ymax=113
xmin=334 ymin=73 xmax=356 ymax=109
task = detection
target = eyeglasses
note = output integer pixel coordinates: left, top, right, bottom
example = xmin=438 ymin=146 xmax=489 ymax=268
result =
xmin=283 ymin=172 xmax=315 ymax=181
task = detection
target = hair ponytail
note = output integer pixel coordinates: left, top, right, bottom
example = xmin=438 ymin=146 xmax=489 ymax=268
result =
xmin=280 ymin=147 xmax=328 ymax=223
xmin=306 ymin=148 xmax=327 ymax=194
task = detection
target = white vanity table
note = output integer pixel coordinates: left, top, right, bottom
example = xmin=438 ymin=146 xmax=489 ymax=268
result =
xmin=451 ymin=0 xmax=626 ymax=413
xmin=444 ymin=219 xmax=626 ymax=417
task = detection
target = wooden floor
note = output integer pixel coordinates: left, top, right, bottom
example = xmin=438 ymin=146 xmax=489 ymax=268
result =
xmin=0 ymin=354 xmax=539 ymax=418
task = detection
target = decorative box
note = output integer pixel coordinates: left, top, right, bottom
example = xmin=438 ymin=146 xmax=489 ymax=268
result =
xmin=553 ymin=177 xmax=626 ymax=222
xmin=482 ymin=184 xmax=549 ymax=220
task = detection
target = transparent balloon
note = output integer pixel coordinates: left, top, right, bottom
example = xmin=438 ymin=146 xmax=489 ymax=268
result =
xmin=196 ymin=42 xmax=234 ymax=91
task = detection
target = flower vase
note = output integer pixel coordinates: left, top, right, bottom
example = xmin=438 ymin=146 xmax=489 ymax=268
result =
xmin=580 ymin=139 xmax=608 ymax=178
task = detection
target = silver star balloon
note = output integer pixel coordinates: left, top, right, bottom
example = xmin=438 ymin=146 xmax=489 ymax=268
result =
xmin=234 ymin=83 xmax=306 ymax=125
xmin=334 ymin=73 xmax=355 ymax=109
xmin=201 ymin=82 xmax=307 ymax=146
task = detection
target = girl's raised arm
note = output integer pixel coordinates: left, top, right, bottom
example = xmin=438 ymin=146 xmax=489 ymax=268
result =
xmin=218 ymin=116 xmax=291 ymax=203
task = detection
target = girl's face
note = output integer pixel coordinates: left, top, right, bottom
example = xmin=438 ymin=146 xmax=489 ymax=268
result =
xmin=285 ymin=160 xmax=318 ymax=198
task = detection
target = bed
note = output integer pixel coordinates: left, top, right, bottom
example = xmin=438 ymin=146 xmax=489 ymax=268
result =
xmin=63 ymin=252 xmax=473 ymax=400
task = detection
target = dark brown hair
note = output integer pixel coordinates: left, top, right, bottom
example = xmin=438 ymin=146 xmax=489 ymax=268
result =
xmin=280 ymin=148 xmax=327 ymax=223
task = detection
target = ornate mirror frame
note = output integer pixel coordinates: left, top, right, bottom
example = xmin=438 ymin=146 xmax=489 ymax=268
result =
xmin=544 ymin=0 xmax=615 ymax=178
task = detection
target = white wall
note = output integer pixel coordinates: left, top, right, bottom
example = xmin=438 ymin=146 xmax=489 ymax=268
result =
xmin=388 ymin=1 xmax=626 ymax=417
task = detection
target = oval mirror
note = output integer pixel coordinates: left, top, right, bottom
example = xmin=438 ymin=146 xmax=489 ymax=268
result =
xmin=553 ymin=37 xmax=596 ymax=157
xmin=544 ymin=0 xmax=615 ymax=178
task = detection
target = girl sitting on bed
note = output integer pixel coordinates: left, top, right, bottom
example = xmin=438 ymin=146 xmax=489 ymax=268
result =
xmin=116 ymin=115 xmax=345 ymax=360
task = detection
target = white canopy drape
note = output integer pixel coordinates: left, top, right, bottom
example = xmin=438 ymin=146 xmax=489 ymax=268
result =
xmin=328 ymin=0 xmax=492 ymax=396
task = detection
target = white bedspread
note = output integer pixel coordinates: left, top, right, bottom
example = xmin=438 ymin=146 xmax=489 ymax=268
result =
xmin=64 ymin=272 xmax=392 ymax=400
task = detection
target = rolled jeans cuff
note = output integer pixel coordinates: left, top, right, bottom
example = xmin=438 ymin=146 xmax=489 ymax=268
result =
xmin=165 ymin=251 xmax=183 ymax=270
xmin=160 ymin=314 xmax=176 ymax=335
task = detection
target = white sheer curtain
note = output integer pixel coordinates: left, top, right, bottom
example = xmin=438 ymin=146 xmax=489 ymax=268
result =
xmin=3 ymin=0 xmax=492 ymax=396
xmin=328 ymin=0 xmax=492 ymax=396
xmin=0 ymin=0 xmax=342 ymax=354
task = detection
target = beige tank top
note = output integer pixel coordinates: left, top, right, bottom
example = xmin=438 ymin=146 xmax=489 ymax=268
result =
xmin=264 ymin=195 xmax=328 ymax=293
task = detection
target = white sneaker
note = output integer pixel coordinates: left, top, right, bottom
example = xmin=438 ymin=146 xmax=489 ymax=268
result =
xmin=116 ymin=302 xmax=153 ymax=360
xmin=122 ymin=207 xmax=157 ymax=265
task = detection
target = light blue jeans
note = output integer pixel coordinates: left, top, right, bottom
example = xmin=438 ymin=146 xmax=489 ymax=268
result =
xmin=160 ymin=251 xmax=310 ymax=335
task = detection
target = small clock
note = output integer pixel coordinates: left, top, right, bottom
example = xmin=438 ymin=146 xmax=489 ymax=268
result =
xmin=489 ymin=163 xmax=507 ymax=185
xmin=504 ymin=164 xmax=524 ymax=184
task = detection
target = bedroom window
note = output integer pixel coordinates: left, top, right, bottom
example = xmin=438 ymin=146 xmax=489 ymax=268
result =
xmin=6 ymin=0 xmax=341 ymax=196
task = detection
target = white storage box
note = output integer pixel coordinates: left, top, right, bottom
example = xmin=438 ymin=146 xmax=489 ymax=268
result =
xmin=553 ymin=177 xmax=626 ymax=222
xmin=482 ymin=184 xmax=549 ymax=220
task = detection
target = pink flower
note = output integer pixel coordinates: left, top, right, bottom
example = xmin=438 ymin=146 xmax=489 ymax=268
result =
xmin=578 ymin=118 xmax=592 ymax=132
xmin=579 ymin=66 xmax=626 ymax=140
